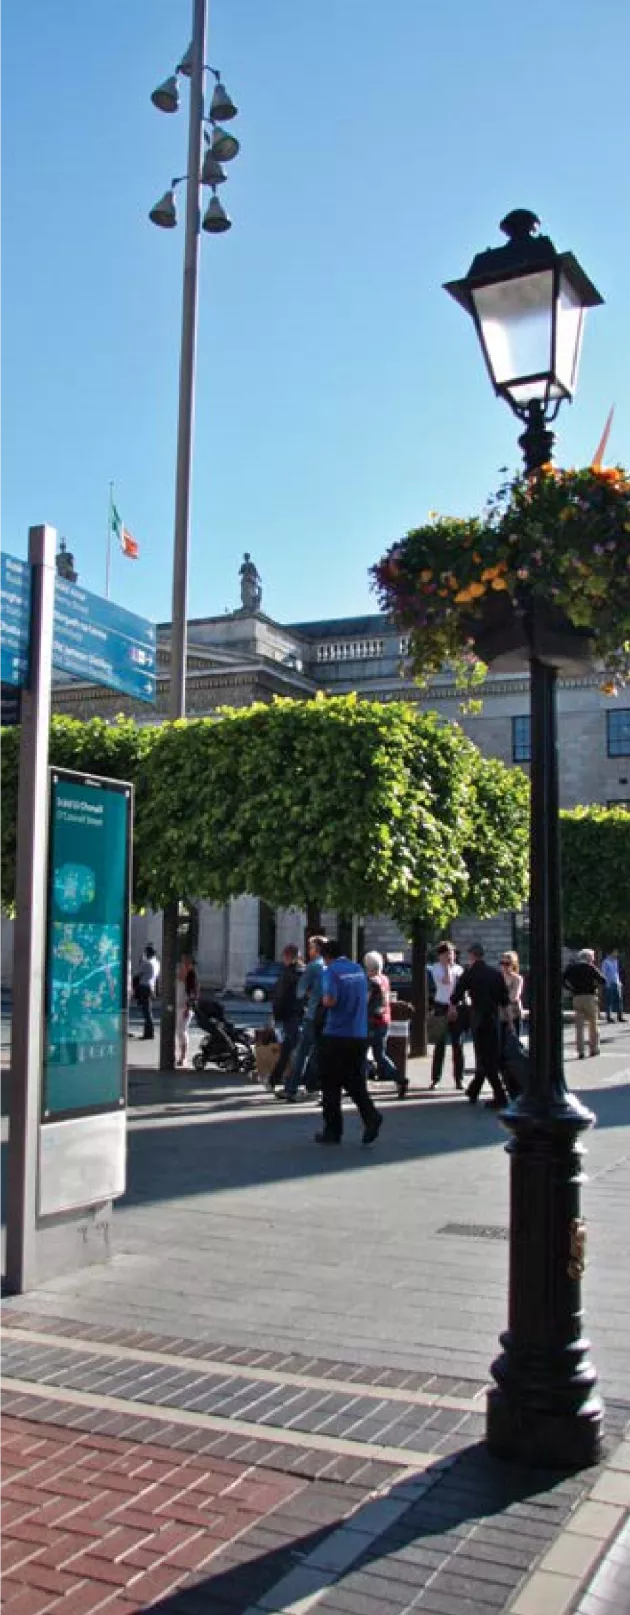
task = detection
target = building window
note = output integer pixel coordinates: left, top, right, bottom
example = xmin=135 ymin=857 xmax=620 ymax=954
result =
xmin=607 ymin=710 xmax=630 ymax=757
xmin=512 ymin=715 xmax=531 ymax=763
xmin=399 ymin=637 xmax=410 ymax=656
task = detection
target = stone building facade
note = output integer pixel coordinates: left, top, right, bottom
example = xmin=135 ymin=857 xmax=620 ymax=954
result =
xmin=3 ymin=561 xmax=627 ymax=988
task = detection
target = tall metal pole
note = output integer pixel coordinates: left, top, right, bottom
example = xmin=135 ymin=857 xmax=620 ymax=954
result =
xmin=6 ymin=525 xmax=56 ymax=1292
xmin=160 ymin=0 xmax=207 ymax=1070
xmin=486 ymin=409 xmax=602 ymax=1468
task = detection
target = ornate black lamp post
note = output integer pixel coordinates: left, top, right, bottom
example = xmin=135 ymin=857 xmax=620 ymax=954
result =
xmin=445 ymin=211 xmax=605 ymax=1468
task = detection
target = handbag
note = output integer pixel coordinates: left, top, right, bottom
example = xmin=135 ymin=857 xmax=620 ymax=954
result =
xmin=426 ymin=1008 xmax=444 ymax=1045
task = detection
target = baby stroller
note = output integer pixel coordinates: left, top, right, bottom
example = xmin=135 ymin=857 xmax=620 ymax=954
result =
xmin=192 ymin=996 xmax=256 ymax=1076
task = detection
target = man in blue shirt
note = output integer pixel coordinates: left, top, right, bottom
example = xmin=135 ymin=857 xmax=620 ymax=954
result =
xmin=316 ymin=940 xmax=383 ymax=1146
xmin=601 ymin=949 xmax=625 ymax=1023
xmin=281 ymin=934 xmax=326 ymax=1100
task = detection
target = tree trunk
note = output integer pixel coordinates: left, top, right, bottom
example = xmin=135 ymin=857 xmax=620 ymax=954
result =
xmin=304 ymin=902 xmax=322 ymax=960
xmin=410 ymin=921 xmax=428 ymax=1057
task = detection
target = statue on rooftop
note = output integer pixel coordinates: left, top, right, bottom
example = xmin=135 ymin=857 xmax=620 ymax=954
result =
xmin=239 ymin=552 xmax=262 ymax=612
xmin=55 ymin=538 xmax=78 ymax=584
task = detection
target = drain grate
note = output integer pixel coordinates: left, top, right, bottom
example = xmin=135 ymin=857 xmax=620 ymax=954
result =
xmin=438 ymin=1222 xmax=509 ymax=1241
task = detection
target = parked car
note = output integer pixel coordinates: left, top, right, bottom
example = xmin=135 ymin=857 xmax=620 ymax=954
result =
xmin=244 ymin=961 xmax=283 ymax=1002
xmin=384 ymin=959 xmax=413 ymax=999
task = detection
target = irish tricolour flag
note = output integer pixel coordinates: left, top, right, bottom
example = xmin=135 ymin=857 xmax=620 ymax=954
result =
xmin=110 ymin=498 xmax=139 ymax=560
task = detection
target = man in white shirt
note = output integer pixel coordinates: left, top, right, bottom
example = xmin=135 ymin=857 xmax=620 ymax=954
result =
xmin=428 ymin=941 xmax=464 ymax=1089
xmin=136 ymin=944 xmax=160 ymax=1040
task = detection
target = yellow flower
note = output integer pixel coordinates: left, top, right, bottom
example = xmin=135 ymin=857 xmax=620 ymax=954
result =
xmin=491 ymin=577 xmax=509 ymax=591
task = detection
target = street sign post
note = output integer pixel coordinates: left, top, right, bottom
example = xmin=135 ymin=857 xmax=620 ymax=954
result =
xmin=5 ymin=531 xmax=147 ymax=1291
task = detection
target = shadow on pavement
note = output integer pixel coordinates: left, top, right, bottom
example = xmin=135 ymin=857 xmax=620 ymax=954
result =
xmin=113 ymin=1080 xmax=630 ymax=1211
xmin=149 ymin=1441 xmax=588 ymax=1615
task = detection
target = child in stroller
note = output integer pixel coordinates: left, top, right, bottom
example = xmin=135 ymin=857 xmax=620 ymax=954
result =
xmin=192 ymin=996 xmax=256 ymax=1076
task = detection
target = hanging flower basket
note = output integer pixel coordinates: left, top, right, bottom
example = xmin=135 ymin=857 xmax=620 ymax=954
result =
xmin=460 ymin=596 xmax=594 ymax=675
xmin=371 ymin=466 xmax=630 ymax=690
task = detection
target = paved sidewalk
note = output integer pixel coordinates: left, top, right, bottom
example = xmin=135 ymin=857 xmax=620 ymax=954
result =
xmin=2 ymin=1311 xmax=629 ymax=1615
xmin=2 ymin=1023 xmax=629 ymax=1612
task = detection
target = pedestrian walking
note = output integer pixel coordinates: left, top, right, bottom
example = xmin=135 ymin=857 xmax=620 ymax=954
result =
xmin=562 ymin=949 xmax=606 ymax=1058
xmin=270 ymin=945 xmax=303 ymax=1091
xmin=364 ymin=951 xmax=408 ymax=1097
xmin=135 ymin=944 xmax=160 ymax=1040
xmin=500 ymin=951 xmax=524 ymax=1039
xmin=316 ymin=940 xmax=382 ymax=1146
xmin=176 ymin=954 xmax=198 ymax=1068
xmin=449 ymin=943 xmax=510 ymax=1107
xmin=281 ymin=934 xmax=327 ymax=1100
xmin=601 ymin=949 xmax=626 ymax=1023
xmin=428 ymin=941 xmax=464 ymax=1090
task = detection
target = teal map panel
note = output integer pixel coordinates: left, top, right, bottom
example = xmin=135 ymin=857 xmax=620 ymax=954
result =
xmin=42 ymin=771 xmax=131 ymax=1119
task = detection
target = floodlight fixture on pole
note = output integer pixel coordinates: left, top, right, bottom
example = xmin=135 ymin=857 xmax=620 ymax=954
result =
xmin=202 ymin=190 xmax=231 ymax=232
xmin=177 ymin=41 xmax=195 ymax=77
xmin=209 ymin=76 xmax=238 ymax=121
xmin=201 ymin=150 xmax=227 ymax=185
xmin=149 ymin=187 xmax=178 ymax=228
xmin=208 ymin=123 xmax=240 ymax=162
xmin=151 ymin=74 xmax=180 ymax=113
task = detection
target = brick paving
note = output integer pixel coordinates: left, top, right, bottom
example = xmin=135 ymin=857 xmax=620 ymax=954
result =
xmin=0 ymin=1411 xmax=320 ymax=1614
xmin=2 ymin=1032 xmax=629 ymax=1611
xmin=3 ymin=1321 xmax=630 ymax=1614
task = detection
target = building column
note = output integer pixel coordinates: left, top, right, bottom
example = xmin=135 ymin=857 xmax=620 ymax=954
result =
xmin=226 ymin=896 xmax=260 ymax=992
xmin=275 ymin=907 xmax=305 ymax=954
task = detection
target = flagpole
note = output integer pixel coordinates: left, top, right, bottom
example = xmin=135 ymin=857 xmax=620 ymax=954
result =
xmin=106 ymin=482 xmax=114 ymax=599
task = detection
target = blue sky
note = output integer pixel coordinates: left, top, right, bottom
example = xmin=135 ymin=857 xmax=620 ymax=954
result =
xmin=2 ymin=0 xmax=629 ymax=628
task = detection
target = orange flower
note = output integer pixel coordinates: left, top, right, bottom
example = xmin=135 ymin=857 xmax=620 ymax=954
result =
xmin=419 ymin=568 xmax=433 ymax=582
xmin=481 ymin=566 xmax=500 ymax=582
xmin=467 ymin=582 xmax=485 ymax=599
xmin=491 ymin=577 xmax=509 ymax=591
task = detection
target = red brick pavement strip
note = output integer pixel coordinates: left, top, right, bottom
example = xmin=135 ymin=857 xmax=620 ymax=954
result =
xmin=0 ymin=1385 xmax=402 ymax=1492
xmin=0 ymin=1414 xmax=312 ymax=1614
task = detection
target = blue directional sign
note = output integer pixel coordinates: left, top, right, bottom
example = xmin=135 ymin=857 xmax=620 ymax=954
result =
xmin=1 ymin=687 xmax=22 ymax=726
xmin=1 ymin=552 xmax=31 ymax=687
xmin=53 ymin=577 xmax=156 ymax=703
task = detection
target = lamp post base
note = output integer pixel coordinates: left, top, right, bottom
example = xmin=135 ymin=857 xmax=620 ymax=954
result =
xmin=487 ymin=1382 xmax=603 ymax=1469
xmin=486 ymin=1094 xmax=604 ymax=1469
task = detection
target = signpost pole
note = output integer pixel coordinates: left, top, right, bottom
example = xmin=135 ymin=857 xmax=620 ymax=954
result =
xmin=6 ymin=525 xmax=56 ymax=1293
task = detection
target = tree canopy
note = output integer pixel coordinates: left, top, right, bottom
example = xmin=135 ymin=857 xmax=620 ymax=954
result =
xmin=561 ymin=805 xmax=630 ymax=949
xmin=2 ymin=699 xmax=529 ymax=932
